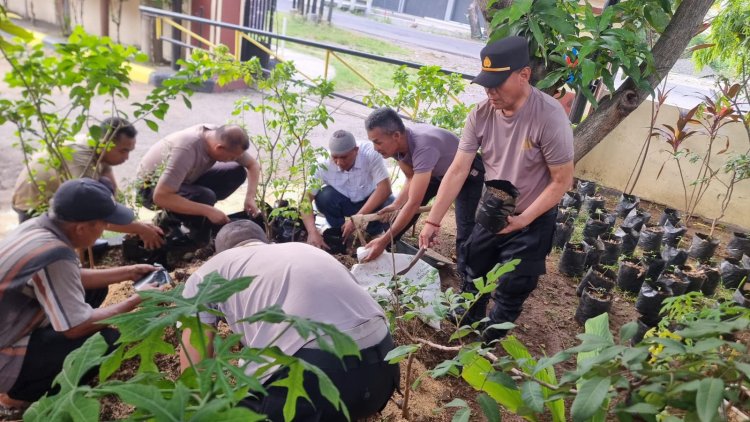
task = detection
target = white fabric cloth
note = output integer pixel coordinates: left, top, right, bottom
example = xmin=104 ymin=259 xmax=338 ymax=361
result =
xmin=312 ymin=142 xmax=389 ymax=203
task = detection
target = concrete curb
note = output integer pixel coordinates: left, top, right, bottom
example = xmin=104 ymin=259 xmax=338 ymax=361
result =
xmin=17 ymin=25 xmax=156 ymax=85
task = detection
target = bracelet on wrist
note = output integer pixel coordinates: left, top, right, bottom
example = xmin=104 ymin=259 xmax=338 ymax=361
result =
xmin=425 ymin=220 xmax=441 ymax=228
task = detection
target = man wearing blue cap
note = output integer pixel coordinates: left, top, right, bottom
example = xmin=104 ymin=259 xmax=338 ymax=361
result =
xmin=0 ymin=178 xmax=160 ymax=416
xmin=419 ymin=36 xmax=574 ymax=345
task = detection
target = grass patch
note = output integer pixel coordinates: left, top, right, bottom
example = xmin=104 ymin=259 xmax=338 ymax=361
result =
xmin=276 ymin=12 xmax=409 ymax=57
xmin=272 ymin=12 xmax=416 ymax=92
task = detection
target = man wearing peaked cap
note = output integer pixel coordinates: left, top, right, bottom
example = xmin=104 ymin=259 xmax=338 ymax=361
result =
xmin=419 ymin=36 xmax=575 ymax=345
xmin=0 ymin=178 xmax=161 ymax=416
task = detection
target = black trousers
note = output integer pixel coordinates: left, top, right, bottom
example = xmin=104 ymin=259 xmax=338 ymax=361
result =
xmin=240 ymin=333 xmax=400 ymax=422
xmin=396 ymin=154 xmax=485 ymax=275
xmin=461 ymin=208 xmax=558 ymax=333
xmin=6 ymin=288 xmax=119 ymax=402
xmin=138 ymin=162 xmax=247 ymax=228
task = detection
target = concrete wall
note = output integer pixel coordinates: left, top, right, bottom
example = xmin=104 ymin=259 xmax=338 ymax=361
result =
xmin=6 ymin=0 xmax=143 ymax=46
xmin=576 ymin=101 xmax=750 ymax=229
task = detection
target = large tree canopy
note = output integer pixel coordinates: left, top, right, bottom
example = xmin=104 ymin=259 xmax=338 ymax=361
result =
xmin=481 ymin=0 xmax=715 ymax=163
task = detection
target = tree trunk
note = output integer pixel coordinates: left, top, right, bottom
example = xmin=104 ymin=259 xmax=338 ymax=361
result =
xmin=572 ymin=0 xmax=714 ymax=163
xmin=477 ymin=0 xmax=510 ymax=23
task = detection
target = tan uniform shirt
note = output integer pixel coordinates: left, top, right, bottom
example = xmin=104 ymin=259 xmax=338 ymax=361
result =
xmin=459 ymin=87 xmax=574 ymax=212
xmin=13 ymin=142 xmax=111 ymax=212
xmin=136 ymin=124 xmax=251 ymax=190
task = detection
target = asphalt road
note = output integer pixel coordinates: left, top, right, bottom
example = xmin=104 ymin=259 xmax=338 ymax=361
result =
xmin=276 ymin=0 xmax=484 ymax=59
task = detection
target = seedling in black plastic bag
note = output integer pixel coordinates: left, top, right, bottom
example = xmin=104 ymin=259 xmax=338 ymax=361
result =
xmin=134 ymin=263 xmax=172 ymax=291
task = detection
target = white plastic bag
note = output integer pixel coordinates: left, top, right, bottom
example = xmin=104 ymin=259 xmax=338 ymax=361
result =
xmin=350 ymin=250 xmax=442 ymax=330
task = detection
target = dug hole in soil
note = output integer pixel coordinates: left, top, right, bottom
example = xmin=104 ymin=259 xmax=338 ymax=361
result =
xmin=96 ymin=185 xmax=750 ymax=421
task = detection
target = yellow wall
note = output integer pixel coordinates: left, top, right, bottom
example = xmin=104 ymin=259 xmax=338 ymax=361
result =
xmin=6 ymin=0 xmax=144 ymax=47
xmin=576 ymin=101 xmax=750 ymax=229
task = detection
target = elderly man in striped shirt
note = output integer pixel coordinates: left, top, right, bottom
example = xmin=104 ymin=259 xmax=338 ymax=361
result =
xmin=0 ymin=179 xmax=159 ymax=418
xmin=302 ymin=130 xmax=393 ymax=250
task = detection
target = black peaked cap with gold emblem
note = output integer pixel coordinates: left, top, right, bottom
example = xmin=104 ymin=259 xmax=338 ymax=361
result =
xmin=471 ymin=36 xmax=530 ymax=88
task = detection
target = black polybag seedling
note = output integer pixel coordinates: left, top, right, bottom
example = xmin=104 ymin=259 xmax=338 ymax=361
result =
xmin=687 ymin=232 xmax=720 ymax=262
xmin=475 ymin=180 xmax=519 ymax=234
xmin=615 ymin=193 xmax=639 ymax=218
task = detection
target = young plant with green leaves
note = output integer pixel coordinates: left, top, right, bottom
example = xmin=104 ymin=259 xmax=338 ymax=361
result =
xmin=0 ymin=18 xmax=218 ymax=214
xmin=231 ymin=60 xmax=334 ymax=231
xmin=382 ymin=260 xmax=522 ymax=420
xmin=363 ymin=65 xmax=473 ymax=135
xmin=654 ymin=85 xmax=743 ymax=226
xmin=24 ymin=273 xmax=360 ymax=422
xmin=457 ymin=296 xmax=749 ymax=421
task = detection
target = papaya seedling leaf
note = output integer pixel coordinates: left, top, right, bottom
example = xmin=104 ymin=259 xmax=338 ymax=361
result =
xmin=269 ymin=361 xmax=312 ymax=422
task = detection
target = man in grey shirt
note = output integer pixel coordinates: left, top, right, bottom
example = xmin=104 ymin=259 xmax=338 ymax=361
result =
xmin=363 ymin=108 xmax=484 ymax=275
xmin=419 ymin=36 xmax=574 ymax=345
xmin=180 ymin=220 xmax=399 ymax=421
xmin=136 ymin=124 xmax=261 ymax=236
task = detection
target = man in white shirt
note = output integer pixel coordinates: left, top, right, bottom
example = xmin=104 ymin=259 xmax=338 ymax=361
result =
xmin=302 ymin=130 xmax=393 ymax=249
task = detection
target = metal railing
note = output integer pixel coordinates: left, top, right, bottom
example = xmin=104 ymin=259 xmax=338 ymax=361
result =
xmin=140 ymin=6 xmax=472 ymax=115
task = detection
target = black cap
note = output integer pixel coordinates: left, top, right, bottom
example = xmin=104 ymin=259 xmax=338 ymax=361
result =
xmin=472 ymin=36 xmax=530 ymax=88
xmin=51 ymin=178 xmax=134 ymax=225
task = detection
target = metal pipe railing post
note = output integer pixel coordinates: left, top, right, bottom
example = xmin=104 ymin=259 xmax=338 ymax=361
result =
xmin=171 ymin=0 xmax=182 ymax=70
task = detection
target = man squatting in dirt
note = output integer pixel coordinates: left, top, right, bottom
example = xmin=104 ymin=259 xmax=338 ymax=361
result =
xmin=362 ymin=107 xmax=485 ymax=275
xmin=419 ymin=36 xmax=574 ymax=345
xmin=12 ymin=117 xmax=165 ymax=249
xmin=301 ymin=129 xmax=394 ymax=249
xmin=180 ymin=220 xmax=399 ymax=421
xmin=136 ymin=124 xmax=261 ymax=238
xmin=0 ymin=179 xmax=161 ymax=418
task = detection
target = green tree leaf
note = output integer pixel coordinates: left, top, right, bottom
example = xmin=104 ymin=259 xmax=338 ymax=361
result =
xmin=460 ymin=351 xmax=523 ymax=413
xmin=451 ymin=407 xmax=471 ymax=422
xmin=477 ymin=392 xmax=501 ymax=422
xmin=695 ymin=378 xmax=724 ymax=422
xmin=619 ymin=321 xmax=638 ymax=344
xmin=385 ymin=344 xmax=421 ymax=363
xmin=521 ymin=380 xmax=545 ymax=413
xmin=571 ymin=377 xmax=610 ymax=422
